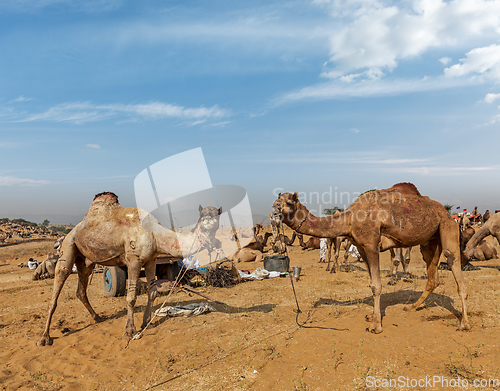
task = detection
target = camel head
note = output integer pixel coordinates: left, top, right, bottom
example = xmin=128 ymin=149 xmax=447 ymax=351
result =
xmin=272 ymin=192 xmax=306 ymax=229
xmin=93 ymin=191 xmax=119 ymax=203
xmin=198 ymin=205 xmax=222 ymax=232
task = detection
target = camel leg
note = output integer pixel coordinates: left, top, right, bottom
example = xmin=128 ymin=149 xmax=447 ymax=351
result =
xmin=329 ymin=238 xmax=342 ymax=273
xmin=404 ymin=238 xmax=441 ymax=312
xmin=75 ymin=258 xmax=103 ymax=322
xmin=37 ymin=240 xmax=79 ymax=346
xmin=401 ymin=247 xmax=413 ymax=282
xmin=361 ymin=248 xmax=383 ymax=334
xmin=387 ymin=248 xmax=400 ymax=285
xmin=141 ymin=259 xmax=158 ymax=330
xmin=436 ymin=221 xmax=471 ymax=331
xmin=342 ymin=238 xmax=350 ymax=267
xmin=325 ymin=238 xmax=334 ymax=272
xmin=255 ymin=252 xmax=264 ymax=263
xmin=124 ymin=260 xmax=141 ymax=340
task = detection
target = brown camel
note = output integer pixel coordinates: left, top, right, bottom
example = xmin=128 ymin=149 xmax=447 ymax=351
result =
xmin=482 ymin=210 xmax=491 ymax=224
xmin=274 ymin=231 xmax=297 ymax=246
xmin=245 ymin=232 xmax=272 ymax=252
xmin=464 ymin=212 xmax=500 ymax=261
xmin=273 ymin=183 xmax=469 ymax=334
xmin=37 ymin=192 xmax=222 ymax=346
xmin=297 ymin=233 xmax=321 ymax=250
xmin=386 ymin=247 xmax=413 ymax=285
xmin=325 ymin=236 xmax=352 ymax=273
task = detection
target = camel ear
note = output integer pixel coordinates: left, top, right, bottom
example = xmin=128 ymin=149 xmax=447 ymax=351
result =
xmin=293 ymin=192 xmax=298 ymax=201
xmin=218 ymin=207 xmax=222 ymax=215
xmin=278 ymin=193 xmax=281 ymax=197
xmin=199 ymin=205 xmax=203 ymax=214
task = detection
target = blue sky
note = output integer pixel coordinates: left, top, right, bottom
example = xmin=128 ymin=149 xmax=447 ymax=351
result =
xmin=1 ymin=0 xmax=500 ymax=223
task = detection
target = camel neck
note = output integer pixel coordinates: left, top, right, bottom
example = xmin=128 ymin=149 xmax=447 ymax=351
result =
xmin=154 ymin=226 xmax=209 ymax=258
xmin=290 ymin=204 xmax=351 ymax=238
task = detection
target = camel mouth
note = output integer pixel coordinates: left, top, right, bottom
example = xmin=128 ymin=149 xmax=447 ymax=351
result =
xmin=201 ymin=218 xmax=218 ymax=230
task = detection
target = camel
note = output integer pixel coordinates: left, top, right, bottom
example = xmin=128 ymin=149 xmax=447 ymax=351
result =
xmin=272 ymin=183 xmax=469 ymax=334
xmin=229 ymin=248 xmax=264 ymax=263
xmin=269 ymin=235 xmax=287 ymax=254
xmin=37 ymin=192 xmax=222 ymax=346
xmin=482 ymin=210 xmax=491 ymax=224
xmin=459 ymin=215 xmax=471 ymax=230
xmin=297 ymin=233 xmax=321 ymax=250
xmin=464 ymin=212 xmax=500 ymax=261
xmin=33 ymin=252 xmax=59 ymax=280
xmin=245 ymin=232 xmax=272 ymax=252
xmin=386 ymin=248 xmax=412 ymax=285
xmin=325 ymin=236 xmax=352 ymax=273
xmin=274 ymin=231 xmax=297 ymax=246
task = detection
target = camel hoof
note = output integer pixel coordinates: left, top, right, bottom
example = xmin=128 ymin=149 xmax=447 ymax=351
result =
xmin=387 ymin=278 xmax=397 ymax=286
xmin=123 ymin=330 xmax=136 ymax=340
xmin=403 ymin=305 xmax=416 ymax=312
xmin=365 ymin=314 xmax=374 ymax=322
xmin=458 ymin=323 xmax=471 ymax=332
xmin=402 ymin=278 xmax=413 ymax=283
xmin=366 ymin=324 xmax=383 ymax=334
xmin=37 ymin=337 xmax=53 ymax=347
xmin=94 ymin=315 xmax=105 ymax=323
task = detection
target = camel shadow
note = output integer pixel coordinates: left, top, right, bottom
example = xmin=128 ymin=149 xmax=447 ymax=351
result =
xmin=314 ymin=290 xmax=460 ymax=320
xmin=476 ymin=264 xmax=500 ymax=272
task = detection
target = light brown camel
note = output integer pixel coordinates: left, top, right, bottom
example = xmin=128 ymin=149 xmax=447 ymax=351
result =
xmin=37 ymin=192 xmax=222 ymax=346
xmin=229 ymin=248 xmax=264 ymax=263
xmin=270 ymin=235 xmax=287 ymax=254
xmin=464 ymin=212 xmax=500 ymax=261
xmin=273 ymin=183 xmax=469 ymax=334
xmin=33 ymin=252 xmax=58 ymax=281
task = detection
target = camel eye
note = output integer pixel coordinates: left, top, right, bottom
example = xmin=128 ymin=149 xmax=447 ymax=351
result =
xmin=286 ymin=200 xmax=294 ymax=205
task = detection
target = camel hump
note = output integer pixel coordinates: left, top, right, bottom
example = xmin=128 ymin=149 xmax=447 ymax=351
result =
xmin=93 ymin=191 xmax=120 ymax=204
xmin=389 ymin=182 xmax=421 ymax=196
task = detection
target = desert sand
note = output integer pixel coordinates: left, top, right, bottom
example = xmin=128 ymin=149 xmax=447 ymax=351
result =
xmin=1 ymin=226 xmax=499 ymax=391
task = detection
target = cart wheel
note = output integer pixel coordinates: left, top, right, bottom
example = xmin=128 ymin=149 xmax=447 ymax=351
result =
xmin=103 ymin=266 xmax=127 ymax=297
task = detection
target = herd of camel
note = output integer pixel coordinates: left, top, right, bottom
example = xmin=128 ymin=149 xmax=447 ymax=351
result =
xmin=35 ymin=183 xmax=500 ymax=346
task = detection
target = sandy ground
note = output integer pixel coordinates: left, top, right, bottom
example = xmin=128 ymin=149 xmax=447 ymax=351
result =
xmin=1 ymin=227 xmax=500 ymax=391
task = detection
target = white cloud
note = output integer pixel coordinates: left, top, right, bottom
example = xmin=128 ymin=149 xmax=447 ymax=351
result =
xmin=0 ymin=0 xmax=123 ymax=12
xmin=350 ymin=128 xmax=360 ymax=133
xmin=484 ymin=93 xmax=500 ymax=103
xmin=439 ymin=57 xmax=452 ymax=65
xmin=9 ymin=96 xmax=33 ymax=103
xmin=15 ymin=101 xmax=229 ymax=124
xmin=445 ymin=44 xmax=500 ymax=80
xmin=273 ymin=76 xmax=473 ymax=105
xmin=0 ymin=176 xmax=49 ymax=186
xmin=319 ymin=0 xmax=500 ymax=79
xmin=86 ymin=143 xmax=101 ymax=149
